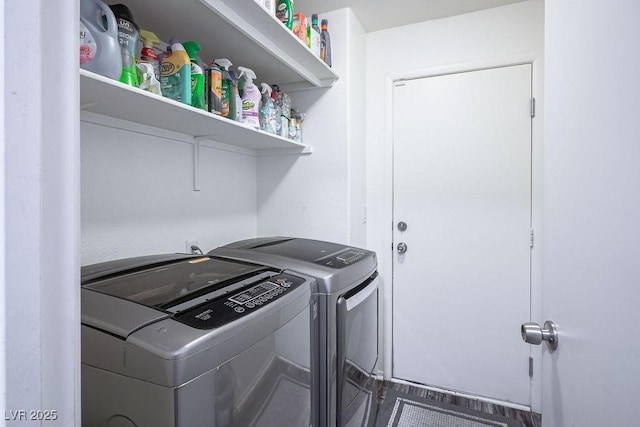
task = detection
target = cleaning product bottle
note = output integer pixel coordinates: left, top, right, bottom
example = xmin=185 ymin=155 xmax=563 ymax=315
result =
xmin=264 ymin=0 xmax=276 ymax=15
xmin=136 ymin=62 xmax=161 ymax=95
xmin=237 ymin=67 xmax=261 ymax=129
xmin=182 ymin=41 xmax=206 ymax=110
xmin=161 ymin=39 xmax=192 ymax=105
xmin=229 ymin=69 xmax=243 ymax=122
xmin=276 ymin=0 xmax=294 ymax=29
xmin=157 ymin=44 xmax=172 ymax=65
xmin=139 ymin=30 xmax=161 ymax=82
xmin=320 ymin=19 xmax=332 ymax=67
xmin=109 ymin=4 xmax=140 ymax=86
xmin=205 ymin=61 xmax=223 ymax=115
xmin=80 ymin=0 xmax=121 ymax=80
xmin=270 ymin=84 xmax=283 ymax=135
xmin=309 ymin=14 xmax=321 ymax=57
xmin=259 ymin=83 xmax=278 ymax=134
xmin=215 ymin=59 xmax=236 ymax=120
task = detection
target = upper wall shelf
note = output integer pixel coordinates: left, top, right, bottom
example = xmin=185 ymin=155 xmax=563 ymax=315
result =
xmin=118 ymin=0 xmax=339 ymax=89
xmin=81 ymin=69 xmax=311 ymax=154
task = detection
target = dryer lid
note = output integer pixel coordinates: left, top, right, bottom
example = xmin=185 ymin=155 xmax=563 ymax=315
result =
xmin=232 ymin=237 xmax=369 ymax=269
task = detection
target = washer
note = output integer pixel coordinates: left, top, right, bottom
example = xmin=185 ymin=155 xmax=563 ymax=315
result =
xmin=81 ymin=253 xmax=318 ymax=427
xmin=211 ymin=237 xmax=379 ymax=427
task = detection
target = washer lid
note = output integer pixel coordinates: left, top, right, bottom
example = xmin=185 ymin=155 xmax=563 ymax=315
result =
xmin=82 ymin=256 xmax=268 ymax=309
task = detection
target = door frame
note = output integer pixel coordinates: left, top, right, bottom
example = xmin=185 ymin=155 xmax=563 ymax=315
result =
xmin=379 ymin=55 xmax=544 ymax=412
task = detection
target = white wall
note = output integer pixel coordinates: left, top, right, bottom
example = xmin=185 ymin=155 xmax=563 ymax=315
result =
xmin=81 ymin=118 xmax=258 ymax=265
xmin=542 ymin=1 xmax=640 ymax=425
xmin=365 ymin=0 xmax=544 ymax=402
xmin=0 ymin=0 xmax=5 ymax=420
xmin=257 ymin=8 xmax=367 ymax=248
xmin=347 ymin=10 xmax=368 ymax=248
xmin=4 ymin=0 xmax=80 ymax=425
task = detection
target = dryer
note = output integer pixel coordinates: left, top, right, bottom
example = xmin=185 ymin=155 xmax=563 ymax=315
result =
xmin=211 ymin=237 xmax=379 ymax=427
xmin=81 ymin=253 xmax=318 ymax=427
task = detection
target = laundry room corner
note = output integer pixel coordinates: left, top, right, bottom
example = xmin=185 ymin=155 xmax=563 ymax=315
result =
xmin=257 ymin=8 xmax=367 ymax=249
xmin=80 ymin=116 xmax=260 ymax=265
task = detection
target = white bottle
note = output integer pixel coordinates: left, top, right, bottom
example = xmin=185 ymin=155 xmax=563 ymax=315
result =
xmin=237 ymin=67 xmax=261 ymax=129
xmin=264 ymin=0 xmax=276 ymax=15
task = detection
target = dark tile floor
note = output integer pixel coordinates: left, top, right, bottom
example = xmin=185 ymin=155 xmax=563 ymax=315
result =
xmin=372 ymin=380 xmax=542 ymax=427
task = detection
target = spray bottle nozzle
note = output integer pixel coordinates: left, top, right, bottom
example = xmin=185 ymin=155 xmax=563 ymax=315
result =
xmin=214 ymin=58 xmax=232 ymax=69
xmin=237 ymin=66 xmax=257 ymax=82
xmin=140 ymin=30 xmax=161 ymax=48
xmin=182 ymin=41 xmax=202 ymax=62
xmin=260 ymin=83 xmax=272 ymax=95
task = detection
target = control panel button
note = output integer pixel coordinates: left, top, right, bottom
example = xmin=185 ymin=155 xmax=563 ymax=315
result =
xmin=175 ymin=272 xmax=306 ymax=330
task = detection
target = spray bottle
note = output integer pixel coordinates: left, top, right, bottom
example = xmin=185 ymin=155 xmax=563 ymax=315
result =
xmin=182 ymin=41 xmax=206 ymax=110
xmin=237 ymin=67 xmax=261 ymax=129
xmin=229 ymin=69 xmax=244 ymax=122
xmin=139 ymin=30 xmax=161 ymax=82
xmin=259 ymin=83 xmax=278 ymax=134
xmin=136 ymin=62 xmax=161 ymax=95
xmin=161 ymin=39 xmax=192 ymax=105
xmin=270 ymin=84 xmax=283 ymax=135
xmin=215 ymin=59 xmax=236 ymax=120
xmin=109 ymin=4 xmax=140 ymax=87
xmin=80 ymin=0 xmax=121 ymax=80
xmin=205 ymin=61 xmax=223 ymax=115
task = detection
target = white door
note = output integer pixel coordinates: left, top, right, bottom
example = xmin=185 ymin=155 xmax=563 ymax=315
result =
xmin=542 ymin=1 xmax=640 ymax=425
xmin=392 ymin=64 xmax=533 ymax=405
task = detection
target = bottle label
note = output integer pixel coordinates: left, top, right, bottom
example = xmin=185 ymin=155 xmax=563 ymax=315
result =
xmin=206 ymin=69 xmax=223 ymax=114
xmin=79 ymin=22 xmax=97 ymax=65
xmin=116 ymin=18 xmax=137 ymax=49
xmin=276 ymin=3 xmax=290 ymax=24
xmin=161 ymin=62 xmax=188 ymax=103
xmin=221 ymin=80 xmax=231 ymax=117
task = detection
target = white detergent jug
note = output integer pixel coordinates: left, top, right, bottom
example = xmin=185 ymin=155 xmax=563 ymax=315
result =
xmin=80 ymin=0 xmax=122 ymax=80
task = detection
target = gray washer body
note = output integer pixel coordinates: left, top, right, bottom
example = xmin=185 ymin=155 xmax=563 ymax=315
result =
xmin=81 ymin=254 xmax=318 ymax=427
xmin=211 ymin=237 xmax=379 ymax=427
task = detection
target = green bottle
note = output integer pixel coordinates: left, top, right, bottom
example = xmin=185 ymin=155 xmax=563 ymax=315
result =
xmin=182 ymin=41 xmax=206 ymax=110
xmin=215 ymin=58 xmax=236 ymax=120
xmin=276 ymin=0 xmax=294 ymax=29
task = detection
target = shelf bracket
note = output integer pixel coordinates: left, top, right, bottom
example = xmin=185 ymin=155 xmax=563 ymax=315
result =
xmin=193 ymin=136 xmax=204 ymax=192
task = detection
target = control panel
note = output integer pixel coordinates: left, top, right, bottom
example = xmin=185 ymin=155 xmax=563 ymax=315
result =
xmin=314 ymin=249 xmax=368 ymax=269
xmin=176 ymin=273 xmax=306 ymax=329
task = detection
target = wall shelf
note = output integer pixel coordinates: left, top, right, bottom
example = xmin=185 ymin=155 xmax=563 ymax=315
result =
xmin=80 ymin=69 xmax=312 ymax=155
xmin=119 ymin=0 xmax=338 ymax=89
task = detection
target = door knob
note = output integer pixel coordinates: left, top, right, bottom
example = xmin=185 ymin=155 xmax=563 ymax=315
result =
xmin=397 ymin=242 xmax=408 ymax=254
xmin=521 ymin=320 xmax=558 ymax=351
xmin=397 ymin=221 xmax=408 ymax=232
